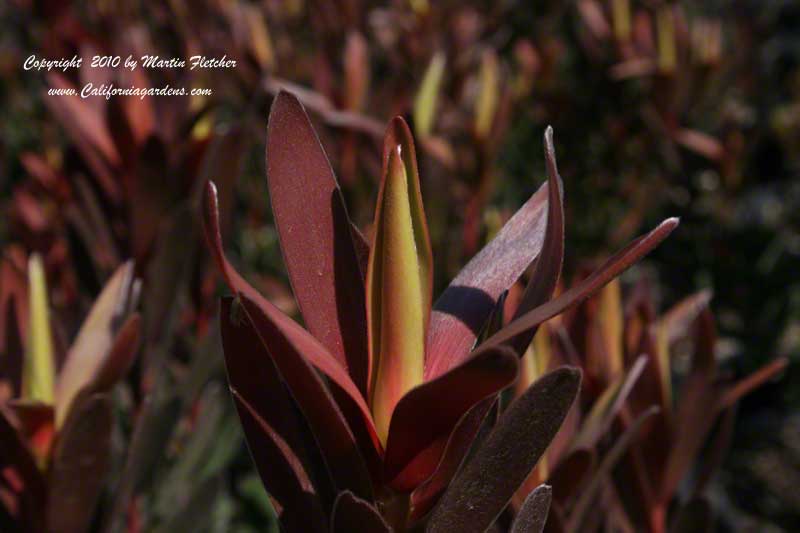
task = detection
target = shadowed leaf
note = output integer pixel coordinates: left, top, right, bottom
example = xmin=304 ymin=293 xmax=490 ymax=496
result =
xmin=331 ymin=491 xmax=390 ymax=533
xmin=426 ymin=182 xmax=549 ymax=379
xmin=427 ymin=367 xmax=581 ymax=532
xmin=47 ymin=392 xmax=112 ymax=533
xmin=238 ymin=294 xmax=374 ymax=501
xmin=219 ymin=298 xmax=326 ymax=530
xmin=202 ymin=180 xmax=379 ymax=452
xmin=572 ymin=356 xmax=648 ymax=450
xmin=568 ymin=406 xmax=660 ymax=532
xmin=717 ymin=358 xmax=788 ymax=411
xmin=670 ymin=497 xmax=713 ymax=533
xmin=511 ymin=484 xmax=552 ymax=533
xmin=409 ymin=397 xmax=495 ymax=521
xmin=548 ymin=449 xmax=594 ymax=504
xmin=507 ymin=126 xmax=565 ymax=354
xmin=267 ymin=91 xmax=369 ymax=393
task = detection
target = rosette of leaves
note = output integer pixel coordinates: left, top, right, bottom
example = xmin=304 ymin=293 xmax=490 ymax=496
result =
xmin=506 ymin=279 xmax=787 ymax=532
xmin=202 ymin=91 xmax=678 ymax=531
xmin=0 ymin=255 xmax=140 ymax=532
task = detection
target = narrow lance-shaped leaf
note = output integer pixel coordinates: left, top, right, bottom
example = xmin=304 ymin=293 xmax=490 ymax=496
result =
xmin=55 ymin=261 xmax=136 ymax=427
xmin=413 ymin=51 xmax=446 ymax=139
xmin=568 ymin=406 xmax=660 ymax=532
xmin=426 ymin=181 xmax=549 ymax=379
xmin=481 ymin=218 xmax=679 ymax=351
xmin=427 ymin=367 xmax=581 ymax=532
xmin=47 ymin=392 xmax=113 ymax=533
xmin=202 ymin=180 xmax=379 ymax=450
xmin=22 ymin=254 xmax=54 ymax=404
xmin=507 ymin=126 xmax=565 ymax=354
xmin=475 ymin=49 xmax=500 ymax=140
xmin=367 ymin=128 xmax=432 ymax=445
xmin=597 ymin=279 xmax=624 ymax=379
xmin=266 ymin=91 xmax=369 ymax=393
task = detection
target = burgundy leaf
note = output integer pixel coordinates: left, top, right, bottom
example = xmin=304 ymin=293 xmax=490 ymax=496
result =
xmin=657 ymin=289 xmax=713 ymax=345
xmin=572 ymin=355 xmax=648 ymax=450
xmin=481 ymin=218 xmax=679 ymax=351
xmin=47 ymin=392 xmax=113 ymax=533
xmin=266 ymin=91 xmax=369 ymax=393
xmin=203 ymin=181 xmax=379 ymax=451
xmin=660 ymin=311 xmax=718 ymax=501
xmin=427 ymin=367 xmax=581 ymax=532
xmin=426 ymin=182 xmax=549 ymax=379
xmin=409 ymin=397 xmax=495 ymax=521
xmin=331 ymin=491 xmax=391 ymax=533
xmin=383 ymin=345 xmax=518 ymax=491
xmin=507 ymin=126 xmax=565 ymax=354
xmin=511 ymin=484 xmax=552 ymax=533
xmin=568 ymin=406 xmax=660 ymax=532
xmin=220 ymin=297 xmax=326 ymax=531
xmin=238 ymin=294 xmax=374 ymax=501
xmin=231 ymin=390 xmax=327 ymax=532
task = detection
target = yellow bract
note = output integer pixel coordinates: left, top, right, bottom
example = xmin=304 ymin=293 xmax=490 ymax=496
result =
xmin=22 ymin=254 xmax=55 ymax=404
xmin=367 ymin=145 xmax=430 ymax=444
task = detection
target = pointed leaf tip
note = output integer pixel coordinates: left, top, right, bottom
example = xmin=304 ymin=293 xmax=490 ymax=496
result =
xmin=266 ymin=90 xmax=369 ymax=390
xmin=511 ymin=484 xmax=552 ymax=533
xmin=367 ymin=138 xmax=430 ymax=445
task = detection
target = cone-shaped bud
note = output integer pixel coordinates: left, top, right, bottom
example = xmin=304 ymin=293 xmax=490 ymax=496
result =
xmin=367 ymin=138 xmax=432 ymax=445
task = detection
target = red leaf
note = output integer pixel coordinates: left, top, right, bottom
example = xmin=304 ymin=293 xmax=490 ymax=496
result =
xmin=409 ymin=397 xmax=495 ymax=521
xmin=220 ymin=297 xmax=325 ymax=531
xmin=427 ymin=367 xmax=581 ymax=532
xmin=230 ymin=391 xmax=327 ymax=532
xmin=426 ymin=182 xmax=549 ymax=379
xmin=47 ymin=392 xmax=113 ymax=533
xmin=266 ymin=91 xmax=369 ymax=393
xmin=507 ymin=126 xmax=565 ymax=353
xmin=383 ymin=346 xmax=518 ymax=491
xmin=202 ymin=180 xmax=379 ymax=452
xmin=238 ymin=294 xmax=374 ymax=501
xmin=568 ymin=406 xmax=660 ymax=532
xmin=481 ymin=218 xmax=679 ymax=351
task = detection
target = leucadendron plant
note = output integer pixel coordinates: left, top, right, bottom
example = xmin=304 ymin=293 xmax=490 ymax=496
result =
xmin=506 ymin=280 xmax=787 ymax=533
xmin=0 ymin=254 xmax=140 ymax=532
xmin=202 ymin=91 xmax=678 ymax=532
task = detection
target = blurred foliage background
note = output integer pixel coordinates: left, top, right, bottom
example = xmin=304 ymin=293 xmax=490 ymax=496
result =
xmin=0 ymin=0 xmax=797 ymax=531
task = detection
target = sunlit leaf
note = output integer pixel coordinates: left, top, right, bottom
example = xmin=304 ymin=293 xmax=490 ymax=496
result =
xmin=367 ymin=119 xmax=432 ymax=445
xmin=266 ymin=91 xmax=369 ymax=392
xmin=22 ymin=254 xmax=54 ymax=405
